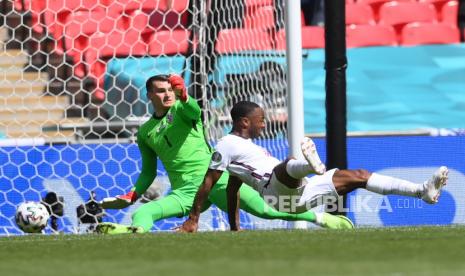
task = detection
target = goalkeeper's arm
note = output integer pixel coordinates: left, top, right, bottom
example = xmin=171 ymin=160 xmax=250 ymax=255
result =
xmin=100 ymin=133 xmax=157 ymax=209
xmin=168 ymin=74 xmax=202 ymax=121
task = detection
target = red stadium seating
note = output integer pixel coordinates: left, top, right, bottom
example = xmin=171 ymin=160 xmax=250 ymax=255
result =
xmin=401 ymin=22 xmax=460 ymax=46
xmin=346 ymin=3 xmax=375 ymax=25
xmin=114 ymin=9 xmax=151 ymax=35
xmin=301 ymin=26 xmax=325 ymax=48
xmin=215 ymin=29 xmax=273 ymax=54
xmin=243 ymin=5 xmax=276 ymax=30
xmin=275 ymin=27 xmax=325 ymax=49
xmin=107 ymin=0 xmax=164 ymax=13
xmin=14 ymin=0 xmax=46 ymax=33
xmin=244 ymin=0 xmax=274 ymax=28
xmin=356 ymin=0 xmax=416 ymax=19
xmin=378 ymin=2 xmax=438 ymax=32
xmin=64 ymin=11 xmax=118 ymax=77
xmin=441 ymin=1 xmax=459 ymax=24
xmin=85 ymin=30 xmax=147 ymax=100
xmin=148 ymin=29 xmax=190 ymax=55
xmin=43 ymin=0 xmax=108 ymax=52
xmin=418 ymin=0 xmax=452 ymax=11
xmin=108 ymin=0 xmax=189 ymax=32
xmin=346 ymin=24 xmax=397 ymax=48
xmin=244 ymin=0 xmax=274 ymax=7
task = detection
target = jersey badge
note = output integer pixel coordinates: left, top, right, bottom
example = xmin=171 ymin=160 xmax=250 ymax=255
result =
xmin=211 ymin=151 xmax=222 ymax=162
xmin=167 ymin=113 xmax=174 ymax=124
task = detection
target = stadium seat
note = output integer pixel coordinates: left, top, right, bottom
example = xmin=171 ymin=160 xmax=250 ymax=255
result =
xmin=243 ymin=5 xmax=276 ymax=30
xmin=43 ymin=0 xmax=107 ymax=53
xmin=346 ymin=3 xmax=375 ymax=25
xmin=301 ymin=26 xmax=325 ymax=48
xmin=441 ymin=1 xmax=459 ymax=24
xmin=215 ymin=28 xmax=273 ymax=54
xmin=346 ymin=24 xmax=397 ymax=48
xmin=245 ymin=0 xmax=274 ymax=7
xmin=108 ymin=0 xmax=189 ymax=32
xmin=418 ymin=0 xmax=452 ymax=11
xmin=378 ymin=2 xmax=438 ymax=33
xmin=115 ymin=9 xmax=151 ymax=35
xmin=244 ymin=0 xmax=274 ymax=25
xmin=14 ymin=0 xmax=46 ymax=33
xmin=356 ymin=0 xmax=416 ymax=19
xmin=64 ymin=11 xmax=118 ymax=77
xmin=275 ymin=27 xmax=325 ymax=49
xmin=85 ymin=30 xmax=147 ymax=100
xmin=148 ymin=29 xmax=190 ymax=56
xmin=13 ymin=0 xmax=24 ymax=10
xmin=401 ymin=22 xmax=460 ymax=46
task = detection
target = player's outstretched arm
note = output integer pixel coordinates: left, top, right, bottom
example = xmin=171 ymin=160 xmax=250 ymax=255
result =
xmin=177 ymin=169 xmax=224 ymax=232
xmin=226 ymin=176 xmax=243 ymax=231
xmin=100 ymin=133 xmax=158 ymax=209
xmin=168 ymin=74 xmax=202 ymax=121
xmin=168 ymin=74 xmax=188 ymax=102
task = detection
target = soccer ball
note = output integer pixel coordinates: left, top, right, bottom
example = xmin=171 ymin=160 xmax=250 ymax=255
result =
xmin=15 ymin=201 xmax=50 ymax=233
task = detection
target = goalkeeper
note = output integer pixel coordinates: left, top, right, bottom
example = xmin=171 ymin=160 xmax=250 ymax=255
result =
xmin=96 ymin=74 xmax=353 ymax=234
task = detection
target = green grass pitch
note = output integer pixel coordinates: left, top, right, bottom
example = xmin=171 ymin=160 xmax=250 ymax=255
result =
xmin=1 ymin=226 xmax=465 ymax=276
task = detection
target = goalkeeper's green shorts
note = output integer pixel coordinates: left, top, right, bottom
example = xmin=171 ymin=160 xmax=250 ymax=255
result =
xmin=131 ymin=173 xmax=228 ymax=231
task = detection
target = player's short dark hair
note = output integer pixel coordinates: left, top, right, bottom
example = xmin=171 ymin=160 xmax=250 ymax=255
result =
xmin=231 ymin=101 xmax=261 ymax=122
xmin=146 ymin=74 xmax=170 ymax=93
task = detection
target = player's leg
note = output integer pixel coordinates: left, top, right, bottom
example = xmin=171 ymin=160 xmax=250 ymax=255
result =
xmin=332 ymin=166 xmax=449 ymax=204
xmin=208 ymin=178 xmax=353 ymax=229
xmin=271 ymin=137 xmax=326 ymax=189
xmin=96 ymin=193 xmax=190 ymax=234
xmin=131 ymin=193 xmax=190 ymax=231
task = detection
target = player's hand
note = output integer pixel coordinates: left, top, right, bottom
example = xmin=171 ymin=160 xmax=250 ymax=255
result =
xmin=100 ymin=190 xmax=139 ymax=209
xmin=168 ymin=74 xmax=188 ymax=102
xmin=175 ymin=218 xmax=199 ymax=233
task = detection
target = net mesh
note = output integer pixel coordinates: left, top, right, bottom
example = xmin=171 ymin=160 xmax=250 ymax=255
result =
xmin=0 ymin=0 xmax=294 ymax=235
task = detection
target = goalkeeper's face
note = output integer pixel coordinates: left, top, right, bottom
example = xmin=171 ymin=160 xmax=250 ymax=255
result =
xmin=148 ymin=80 xmax=176 ymax=111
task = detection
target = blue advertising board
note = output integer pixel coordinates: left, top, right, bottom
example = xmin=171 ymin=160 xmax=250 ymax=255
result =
xmin=1 ymin=135 xmax=464 ymax=235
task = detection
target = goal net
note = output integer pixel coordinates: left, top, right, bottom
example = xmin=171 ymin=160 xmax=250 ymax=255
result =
xmin=0 ymin=0 xmax=297 ymax=235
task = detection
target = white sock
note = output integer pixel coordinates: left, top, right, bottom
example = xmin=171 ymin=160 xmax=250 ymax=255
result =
xmin=286 ymin=159 xmax=312 ymax=179
xmin=366 ymin=173 xmax=424 ymax=198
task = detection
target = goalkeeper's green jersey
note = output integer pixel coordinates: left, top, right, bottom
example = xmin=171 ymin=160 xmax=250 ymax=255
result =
xmin=134 ymin=98 xmax=212 ymax=193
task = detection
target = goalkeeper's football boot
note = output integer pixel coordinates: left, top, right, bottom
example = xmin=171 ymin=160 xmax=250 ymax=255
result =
xmin=319 ymin=213 xmax=354 ymax=229
xmin=95 ymin=222 xmax=144 ymax=234
xmin=301 ymin=137 xmax=326 ymax=175
xmin=100 ymin=190 xmax=138 ymax=209
xmin=421 ymin=166 xmax=449 ymax=204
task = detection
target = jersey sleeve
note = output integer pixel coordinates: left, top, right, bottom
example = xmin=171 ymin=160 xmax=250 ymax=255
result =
xmin=133 ymin=131 xmax=158 ymax=195
xmin=209 ymin=139 xmax=233 ymax=172
xmin=176 ymin=97 xmax=201 ymax=121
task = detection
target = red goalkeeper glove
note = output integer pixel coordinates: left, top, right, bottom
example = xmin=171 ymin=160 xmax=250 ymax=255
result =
xmin=168 ymin=74 xmax=188 ymax=102
xmin=100 ymin=190 xmax=139 ymax=209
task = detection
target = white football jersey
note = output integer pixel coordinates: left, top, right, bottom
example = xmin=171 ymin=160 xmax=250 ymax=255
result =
xmin=209 ymin=134 xmax=281 ymax=192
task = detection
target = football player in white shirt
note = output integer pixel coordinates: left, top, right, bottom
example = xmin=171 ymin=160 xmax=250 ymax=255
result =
xmin=179 ymin=101 xmax=449 ymax=232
